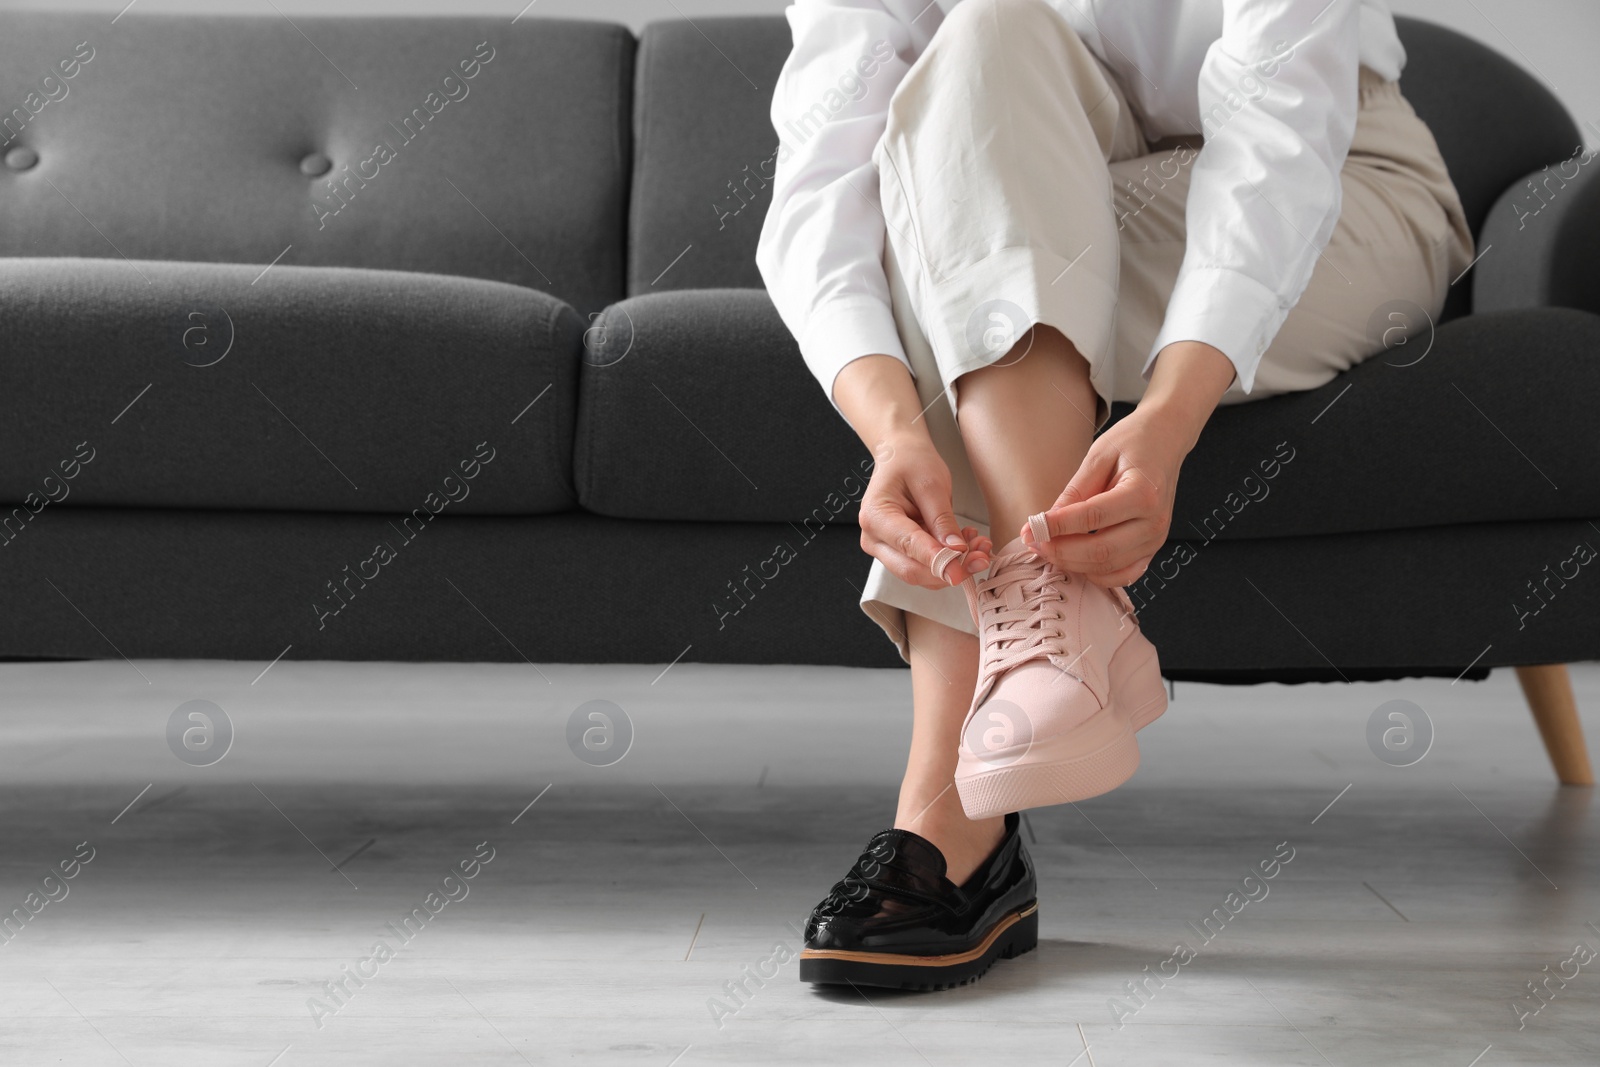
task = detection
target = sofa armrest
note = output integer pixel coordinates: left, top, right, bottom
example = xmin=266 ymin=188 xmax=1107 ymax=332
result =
xmin=1473 ymin=153 xmax=1600 ymax=316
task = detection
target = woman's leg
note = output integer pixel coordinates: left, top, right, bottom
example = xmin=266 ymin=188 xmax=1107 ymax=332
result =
xmin=858 ymin=0 xmax=1146 ymax=664
xmin=955 ymin=326 xmax=1099 ymax=554
xmin=896 ymin=611 xmax=999 ymax=884
xmin=862 ymin=0 xmax=1149 ymax=867
xmin=892 ymin=325 xmax=1098 ymax=884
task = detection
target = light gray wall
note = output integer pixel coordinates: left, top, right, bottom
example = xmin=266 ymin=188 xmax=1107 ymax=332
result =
xmin=3 ymin=0 xmax=1594 ymax=145
xmin=1390 ymin=0 xmax=1596 ymax=148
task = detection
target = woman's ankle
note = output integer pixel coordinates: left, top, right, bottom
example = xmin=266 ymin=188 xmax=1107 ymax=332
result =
xmin=895 ymin=780 xmax=1007 ymax=884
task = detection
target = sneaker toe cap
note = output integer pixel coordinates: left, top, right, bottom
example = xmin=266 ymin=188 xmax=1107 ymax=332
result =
xmin=970 ymin=661 xmax=1101 ymax=743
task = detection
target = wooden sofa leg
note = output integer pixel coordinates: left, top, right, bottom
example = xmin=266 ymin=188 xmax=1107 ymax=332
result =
xmin=1515 ymin=664 xmax=1595 ymax=786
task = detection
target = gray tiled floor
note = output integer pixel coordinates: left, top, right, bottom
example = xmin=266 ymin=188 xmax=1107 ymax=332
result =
xmin=2 ymin=659 xmax=1597 ymax=1065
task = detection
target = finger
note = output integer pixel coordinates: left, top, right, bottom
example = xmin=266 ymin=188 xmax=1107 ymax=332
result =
xmin=1039 ymin=471 xmax=1158 ymax=539
xmin=1038 ymin=520 xmax=1155 ymax=575
xmin=910 ymin=483 xmax=966 ymax=551
xmin=863 ymin=535 xmax=955 ymax=590
xmin=1024 ymin=448 xmax=1119 ymax=545
xmin=861 ymin=502 xmax=959 ymax=584
xmin=908 ymin=483 xmax=974 ymax=581
xmin=959 ymin=526 xmax=992 ymax=572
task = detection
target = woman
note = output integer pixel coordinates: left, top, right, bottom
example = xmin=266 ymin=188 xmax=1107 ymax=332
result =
xmin=754 ymin=0 xmax=1471 ymax=990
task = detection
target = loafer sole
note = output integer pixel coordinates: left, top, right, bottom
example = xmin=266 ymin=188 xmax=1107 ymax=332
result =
xmin=798 ymin=902 xmax=1038 ymax=991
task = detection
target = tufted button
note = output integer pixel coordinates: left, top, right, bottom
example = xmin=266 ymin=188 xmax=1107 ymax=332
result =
xmin=299 ymin=152 xmax=332 ymax=177
xmin=5 ymin=146 xmax=39 ymax=171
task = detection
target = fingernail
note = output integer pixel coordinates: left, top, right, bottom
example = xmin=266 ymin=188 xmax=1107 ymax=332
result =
xmin=965 ymin=557 xmax=986 ymax=573
xmin=944 ymin=534 xmax=965 ymax=547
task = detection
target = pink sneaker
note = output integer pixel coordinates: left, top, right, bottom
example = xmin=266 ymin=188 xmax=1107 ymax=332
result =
xmin=931 ymin=531 xmax=1167 ymax=819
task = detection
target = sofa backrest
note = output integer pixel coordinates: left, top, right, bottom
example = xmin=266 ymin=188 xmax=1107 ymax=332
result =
xmin=630 ymin=14 xmax=1582 ymax=320
xmin=628 ymin=17 xmax=791 ymax=297
xmin=0 ymin=13 xmax=633 ymax=317
xmin=1393 ymin=18 xmax=1580 ymax=243
xmin=1393 ymin=17 xmax=1581 ymax=320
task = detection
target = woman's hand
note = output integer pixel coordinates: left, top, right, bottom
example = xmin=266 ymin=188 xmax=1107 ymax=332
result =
xmin=831 ymin=354 xmax=996 ymax=589
xmin=1021 ymin=339 xmax=1236 ymax=587
xmin=1021 ymin=409 xmax=1189 ymax=586
xmin=860 ymin=434 xmax=994 ymax=589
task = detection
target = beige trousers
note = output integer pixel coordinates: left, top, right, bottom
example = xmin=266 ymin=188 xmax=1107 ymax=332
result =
xmin=860 ymin=3 xmax=1475 ymax=664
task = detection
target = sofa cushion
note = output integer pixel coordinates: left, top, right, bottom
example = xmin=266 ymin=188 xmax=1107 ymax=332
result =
xmin=628 ymin=17 xmax=792 ymax=295
xmin=578 ymin=289 xmax=1600 ymax=541
xmin=0 ymin=258 xmax=582 ymax=514
xmin=0 ymin=13 xmax=632 ymax=316
xmin=575 ymin=288 xmax=871 ymax=523
xmin=1140 ymin=307 xmax=1600 ymax=542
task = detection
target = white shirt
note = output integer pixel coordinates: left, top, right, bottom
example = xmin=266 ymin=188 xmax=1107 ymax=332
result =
xmin=755 ymin=0 xmax=1407 ymax=409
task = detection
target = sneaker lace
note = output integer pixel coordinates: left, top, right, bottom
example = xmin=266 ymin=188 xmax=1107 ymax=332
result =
xmin=950 ymin=546 xmax=1070 ymax=691
xmin=966 ymin=547 xmax=1068 ymax=681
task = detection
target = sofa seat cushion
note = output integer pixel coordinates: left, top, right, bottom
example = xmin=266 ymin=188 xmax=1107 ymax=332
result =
xmin=576 ymin=288 xmax=1600 ymax=541
xmin=1150 ymin=306 xmax=1600 ymax=542
xmin=575 ymin=288 xmax=872 ymax=524
xmin=0 ymin=257 xmax=582 ymax=514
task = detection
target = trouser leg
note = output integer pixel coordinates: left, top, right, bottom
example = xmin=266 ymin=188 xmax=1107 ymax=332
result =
xmin=1108 ymin=68 xmax=1475 ymax=405
xmin=859 ymin=0 xmax=1143 ymax=662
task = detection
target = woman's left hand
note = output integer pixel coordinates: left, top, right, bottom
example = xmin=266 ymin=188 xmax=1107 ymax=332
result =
xmin=1022 ymin=339 xmax=1235 ymax=588
xmin=1020 ymin=407 xmax=1191 ymax=588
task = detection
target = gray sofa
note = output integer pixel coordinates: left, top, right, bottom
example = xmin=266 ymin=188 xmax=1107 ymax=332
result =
xmin=2 ymin=13 xmax=1596 ymax=777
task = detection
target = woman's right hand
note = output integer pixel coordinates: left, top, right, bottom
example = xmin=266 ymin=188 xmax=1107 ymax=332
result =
xmin=830 ymin=354 xmax=991 ymax=588
xmin=859 ymin=434 xmax=992 ymax=589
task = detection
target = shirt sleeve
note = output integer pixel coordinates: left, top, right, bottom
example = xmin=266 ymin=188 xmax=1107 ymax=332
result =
xmin=755 ymin=1 xmax=920 ymax=415
xmin=1145 ymin=0 xmax=1363 ymax=393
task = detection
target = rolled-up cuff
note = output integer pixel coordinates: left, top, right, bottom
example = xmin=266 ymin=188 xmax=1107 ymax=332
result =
xmin=858 ymin=512 xmax=987 ymax=665
xmin=921 ymin=244 xmax=1121 ymax=427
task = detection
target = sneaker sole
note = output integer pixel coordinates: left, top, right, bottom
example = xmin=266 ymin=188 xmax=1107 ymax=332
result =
xmin=798 ymin=902 xmax=1038 ymax=991
xmin=957 ymin=633 xmax=1167 ymax=818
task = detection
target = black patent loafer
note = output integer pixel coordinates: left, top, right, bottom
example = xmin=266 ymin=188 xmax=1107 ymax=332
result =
xmin=799 ymin=811 xmax=1037 ymax=990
